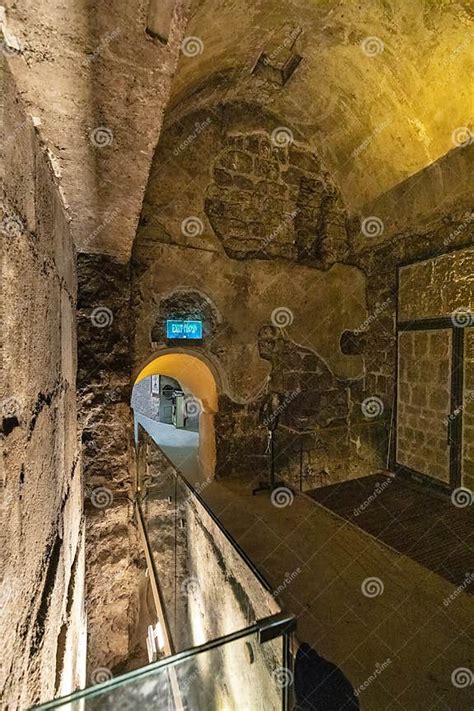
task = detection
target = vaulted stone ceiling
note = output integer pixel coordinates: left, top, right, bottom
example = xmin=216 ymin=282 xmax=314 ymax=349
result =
xmin=3 ymin=0 xmax=472 ymax=260
xmin=2 ymin=0 xmax=191 ymax=261
xmin=167 ymin=0 xmax=473 ymax=213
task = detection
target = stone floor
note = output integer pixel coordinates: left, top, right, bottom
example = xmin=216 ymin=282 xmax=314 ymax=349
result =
xmin=200 ymin=477 xmax=474 ymax=711
xmin=135 ymin=413 xmax=201 ymax=483
xmin=308 ymin=473 xmax=474 ymax=593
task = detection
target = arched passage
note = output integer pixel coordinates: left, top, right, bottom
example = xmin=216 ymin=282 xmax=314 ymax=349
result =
xmin=132 ymin=352 xmax=219 ymax=480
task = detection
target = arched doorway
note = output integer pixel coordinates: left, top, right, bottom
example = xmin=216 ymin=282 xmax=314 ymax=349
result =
xmin=132 ymin=352 xmax=219 ymax=482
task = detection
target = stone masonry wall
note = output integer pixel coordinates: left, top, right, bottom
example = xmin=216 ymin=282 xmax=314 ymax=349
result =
xmin=394 ymin=248 xmax=474 ymax=485
xmin=463 ymin=329 xmax=474 ymax=491
xmin=133 ymin=102 xmax=473 ymax=492
xmin=205 ymin=130 xmax=348 ymax=266
xmin=397 ymin=329 xmax=452 ymax=483
xmin=76 ymin=253 xmax=143 ymax=678
xmin=1 ymin=60 xmax=85 ymax=709
xmin=354 ymin=204 xmax=473 ymax=484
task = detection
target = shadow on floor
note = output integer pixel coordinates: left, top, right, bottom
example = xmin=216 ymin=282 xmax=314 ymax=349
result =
xmin=295 ymin=643 xmax=360 ymax=710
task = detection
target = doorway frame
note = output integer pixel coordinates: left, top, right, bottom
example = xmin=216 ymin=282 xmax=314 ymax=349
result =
xmin=393 ymin=250 xmax=467 ymax=493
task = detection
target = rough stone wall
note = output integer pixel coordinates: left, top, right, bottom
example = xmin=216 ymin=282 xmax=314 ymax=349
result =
xmin=168 ymin=0 xmax=473 ymax=215
xmin=398 ymin=248 xmax=474 ymax=321
xmin=3 ymin=0 xmax=193 ymax=259
xmin=393 ymin=248 xmax=474 ymax=485
xmin=76 ymin=253 xmax=143 ymax=678
xmin=205 ymin=130 xmax=348 ymax=265
xmin=132 ymin=99 xmax=473 ymax=492
xmin=1 ymin=61 xmax=85 ymax=709
xmin=132 ymin=105 xmax=388 ymax=488
xmin=354 ymin=169 xmax=473 ymax=464
xmin=397 ymin=330 xmax=452 ymax=482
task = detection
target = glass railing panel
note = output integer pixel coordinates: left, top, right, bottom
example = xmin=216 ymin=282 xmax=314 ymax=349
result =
xmin=136 ymin=426 xmax=283 ymax=655
xmin=32 ymin=616 xmax=294 ymax=711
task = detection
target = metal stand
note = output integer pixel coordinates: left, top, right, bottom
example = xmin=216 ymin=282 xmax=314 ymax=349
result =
xmin=252 ymin=429 xmax=284 ymax=495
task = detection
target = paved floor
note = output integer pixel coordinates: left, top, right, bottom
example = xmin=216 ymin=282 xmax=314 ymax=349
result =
xmin=307 ymin=473 xmax=474 ymax=593
xmin=201 ymin=477 xmax=474 ymax=711
xmin=134 ymin=413 xmax=201 ymax=484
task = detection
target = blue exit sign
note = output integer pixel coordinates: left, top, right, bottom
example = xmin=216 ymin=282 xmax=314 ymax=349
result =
xmin=166 ymin=320 xmax=203 ymax=339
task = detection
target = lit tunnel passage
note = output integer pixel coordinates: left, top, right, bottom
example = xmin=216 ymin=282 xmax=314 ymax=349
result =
xmin=132 ymin=353 xmax=219 ymax=482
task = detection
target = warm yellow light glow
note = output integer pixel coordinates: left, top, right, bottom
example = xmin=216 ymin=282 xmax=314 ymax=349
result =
xmin=134 ymin=353 xmax=218 ymax=413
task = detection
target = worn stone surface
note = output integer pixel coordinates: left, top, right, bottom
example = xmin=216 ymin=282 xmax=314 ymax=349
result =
xmin=3 ymin=2 xmax=474 ymax=707
xmin=168 ymin=0 xmax=473 ymax=214
xmin=76 ymin=253 xmax=142 ymax=675
xmin=463 ymin=329 xmax=474 ymax=491
xmin=398 ymin=247 xmax=474 ymax=321
xmin=397 ymin=330 xmax=452 ymax=482
xmin=204 ymin=130 xmax=348 ymax=264
xmin=1 ymin=61 xmax=84 ymax=709
xmin=84 ymin=500 xmax=143 ymax=678
xmin=132 ymin=105 xmax=474 ymax=492
xmin=3 ymin=0 xmax=192 ymax=260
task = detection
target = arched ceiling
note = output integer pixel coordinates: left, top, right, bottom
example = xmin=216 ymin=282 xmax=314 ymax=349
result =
xmin=166 ymin=0 xmax=473 ymax=213
xmin=3 ymin=0 xmax=472 ymax=260
xmin=135 ymin=352 xmax=218 ymax=412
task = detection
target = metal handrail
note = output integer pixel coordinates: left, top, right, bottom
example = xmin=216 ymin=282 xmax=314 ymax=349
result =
xmin=31 ymin=612 xmax=296 ymax=710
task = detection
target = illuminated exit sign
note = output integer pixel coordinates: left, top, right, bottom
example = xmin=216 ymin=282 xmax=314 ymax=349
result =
xmin=166 ymin=320 xmax=203 ymax=339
